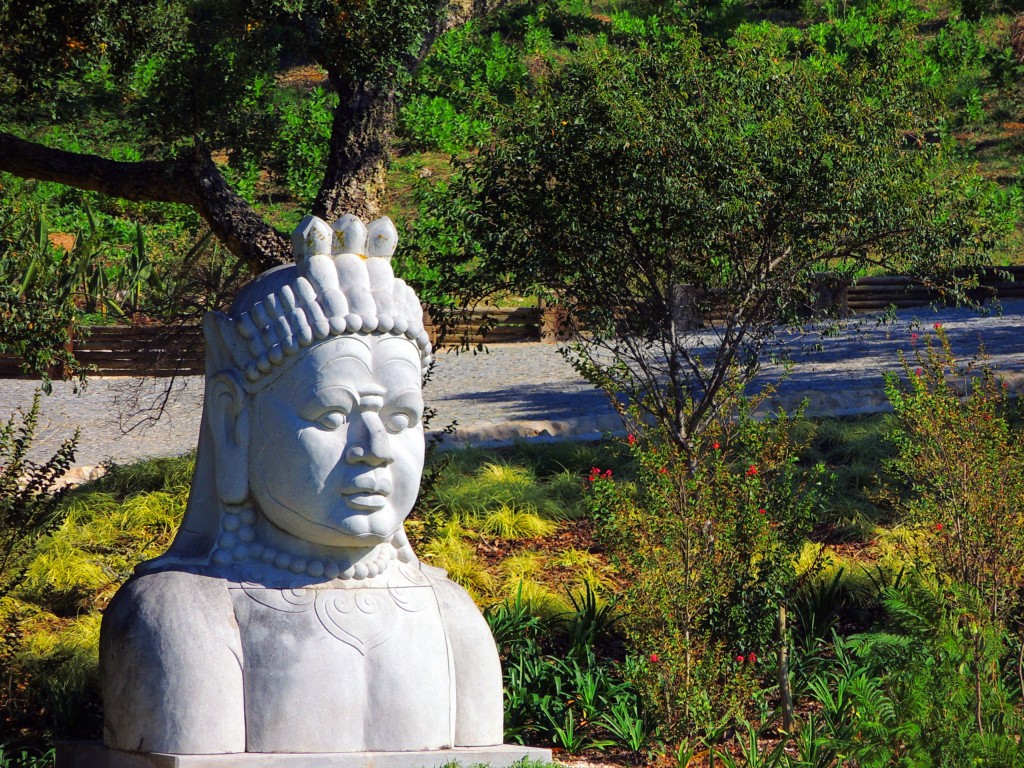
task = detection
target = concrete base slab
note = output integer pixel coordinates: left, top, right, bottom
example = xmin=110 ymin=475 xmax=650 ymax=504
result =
xmin=57 ymin=742 xmax=552 ymax=768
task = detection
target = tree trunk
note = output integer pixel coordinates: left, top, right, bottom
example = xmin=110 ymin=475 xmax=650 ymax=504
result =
xmin=778 ymin=604 xmax=795 ymax=734
xmin=313 ymin=80 xmax=395 ymax=223
xmin=187 ymin=152 xmax=291 ymax=273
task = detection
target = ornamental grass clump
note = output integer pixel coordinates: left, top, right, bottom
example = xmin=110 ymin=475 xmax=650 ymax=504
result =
xmin=2 ymin=454 xmax=192 ymax=744
xmin=587 ymin=387 xmax=827 ymax=738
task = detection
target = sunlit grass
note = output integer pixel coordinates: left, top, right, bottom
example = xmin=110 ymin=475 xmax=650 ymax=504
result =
xmin=471 ymin=504 xmax=560 ymax=539
xmin=433 ymin=460 xmax=571 ymax=520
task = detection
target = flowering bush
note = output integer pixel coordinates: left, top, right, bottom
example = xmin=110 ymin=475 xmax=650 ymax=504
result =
xmin=588 ymin=390 xmax=827 ymax=737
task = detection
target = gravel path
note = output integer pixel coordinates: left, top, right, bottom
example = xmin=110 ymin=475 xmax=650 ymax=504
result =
xmin=4 ymin=299 xmax=1024 ymax=470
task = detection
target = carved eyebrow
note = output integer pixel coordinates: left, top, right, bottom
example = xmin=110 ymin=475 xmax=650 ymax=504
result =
xmin=300 ymin=385 xmax=357 ymax=415
xmin=384 ymin=388 xmax=424 ymax=411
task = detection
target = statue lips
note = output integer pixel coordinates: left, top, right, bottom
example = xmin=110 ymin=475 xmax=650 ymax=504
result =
xmin=341 ymin=474 xmax=393 ymax=512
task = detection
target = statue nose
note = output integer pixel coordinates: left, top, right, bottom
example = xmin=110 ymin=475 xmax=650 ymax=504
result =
xmin=345 ymin=412 xmax=394 ymax=466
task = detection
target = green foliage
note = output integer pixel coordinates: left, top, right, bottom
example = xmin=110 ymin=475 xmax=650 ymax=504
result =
xmin=413 ymin=446 xmax=615 ymax=608
xmin=430 ymin=460 xmax=574 ymax=521
xmin=0 ymin=392 xmax=77 ymax=600
xmin=1 ymin=454 xmax=190 ymax=743
xmin=487 ymin=586 xmax=655 ymax=754
xmin=399 ymin=20 xmax=527 ymax=153
xmin=0 ymin=202 xmax=81 ymax=386
xmin=0 ymin=746 xmax=54 ymax=768
xmin=802 ymin=414 xmax=895 ymax=534
xmin=270 ymin=87 xmax=337 ymax=203
xmin=419 ymin=20 xmax=1018 ymax=453
xmin=803 ymin=579 xmax=1024 ymax=766
xmin=399 ymin=96 xmax=492 ymax=155
xmin=588 ymin=391 xmax=826 ymax=738
xmin=884 ymin=328 xmax=1024 ymax=623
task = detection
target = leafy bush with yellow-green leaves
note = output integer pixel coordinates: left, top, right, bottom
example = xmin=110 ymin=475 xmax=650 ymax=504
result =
xmin=1 ymin=455 xmax=190 ymax=743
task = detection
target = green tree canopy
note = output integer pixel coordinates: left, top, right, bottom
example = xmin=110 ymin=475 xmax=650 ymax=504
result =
xmin=0 ymin=0 xmax=482 ymax=271
xmin=416 ymin=23 xmax=1020 ymax=451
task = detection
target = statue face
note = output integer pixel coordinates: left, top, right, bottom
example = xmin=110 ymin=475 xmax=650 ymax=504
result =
xmin=247 ymin=334 xmax=425 ymax=548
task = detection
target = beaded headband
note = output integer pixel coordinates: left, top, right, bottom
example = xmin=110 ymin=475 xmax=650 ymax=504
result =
xmin=204 ymin=214 xmax=432 ymax=389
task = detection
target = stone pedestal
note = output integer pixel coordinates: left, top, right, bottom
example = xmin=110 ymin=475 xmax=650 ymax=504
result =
xmin=58 ymin=742 xmax=552 ymax=768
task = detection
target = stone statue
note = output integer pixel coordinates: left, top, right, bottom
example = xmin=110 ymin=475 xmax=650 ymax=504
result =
xmin=68 ymin=216 xmax=546 ymax=767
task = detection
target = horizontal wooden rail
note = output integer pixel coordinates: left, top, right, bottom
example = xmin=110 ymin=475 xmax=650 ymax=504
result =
xmin=2 ymin=268 xmax=1024 ymax=378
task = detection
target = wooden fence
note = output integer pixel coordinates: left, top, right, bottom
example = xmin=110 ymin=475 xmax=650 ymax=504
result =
xmin=3 ymin=267 xmax=1023 ymax=378
xmin=0 ymin=325 xmax=206 ymax=379
xmin=845 ymin=266 xmax=1024 ymax=313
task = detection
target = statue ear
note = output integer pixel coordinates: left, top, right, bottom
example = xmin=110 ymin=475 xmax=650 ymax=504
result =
xmin=207 ymin=370 xmax=250 ymax=505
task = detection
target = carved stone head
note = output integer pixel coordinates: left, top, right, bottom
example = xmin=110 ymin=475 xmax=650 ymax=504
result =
xmin=152 ymin=214 xmax=432 ymax=580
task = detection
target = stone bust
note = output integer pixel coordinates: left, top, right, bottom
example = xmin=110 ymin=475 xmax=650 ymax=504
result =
xmin=99 ymin=215 xmax=504 ymax=756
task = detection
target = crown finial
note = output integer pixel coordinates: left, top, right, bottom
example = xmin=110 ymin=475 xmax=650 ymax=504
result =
xmin=292 ymin=215 xmax=334 ymax=260
xmin=366 ymin=217 xmax=398 ymax=260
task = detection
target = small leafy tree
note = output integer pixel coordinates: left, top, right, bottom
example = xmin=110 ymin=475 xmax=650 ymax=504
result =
xmin=884 ymin=329 xmax=1024 ymax=737
xmin=416 ymin=22 xmax=1018 ymax=458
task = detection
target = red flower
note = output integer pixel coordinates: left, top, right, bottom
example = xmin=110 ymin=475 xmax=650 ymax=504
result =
xmin=748 ymin=652 xmax=757 ymax=663
xmin=934 ymin=322 xmax=942 ymax=330
xmin=935 ymin=523 xmax=943 ymax=531
xmin=659 ymin=467 xmax=668 ymax=475
xmin=736 ymin=654 xmax=745 ymax=663
xmin=915 ymin=368 xmax=923 ymax=376
xmin=911 ymin=333 xmax=919 ymax=341
xmin=746 ymin=465 xmax=758 ymax=477
xmin=713 ymin=442 xmax=721 ymax=450
xmin=604 ymin=469 xmax=612 ymax=478
xmin=759 ymin=507 xmax=767 ymax=515
xmin=627 ymin=433 xmax=636 ymax=445
xmin=649 ymin=653 xmax=660 ymax=663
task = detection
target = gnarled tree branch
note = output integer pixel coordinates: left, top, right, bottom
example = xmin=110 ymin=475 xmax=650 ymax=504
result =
xmin=0 ymin=132 xmax=290 ymax=273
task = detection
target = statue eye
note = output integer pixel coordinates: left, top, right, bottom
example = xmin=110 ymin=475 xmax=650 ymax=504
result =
xmin=383 ymin=412 xmax=414 ymax=434
xmin=316 ymin=410 xmax=348 ymax=430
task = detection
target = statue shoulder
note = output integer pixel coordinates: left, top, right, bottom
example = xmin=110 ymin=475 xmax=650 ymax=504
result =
xmin=104 ymin=568 xmax=235 ymax=633
xmin=421 ymin=565 xmax=483 ymax=616
xmin=101 ymin=569 xmax=246 ymax=753
xmin=421 ymin=566 xmax=505 ymax=747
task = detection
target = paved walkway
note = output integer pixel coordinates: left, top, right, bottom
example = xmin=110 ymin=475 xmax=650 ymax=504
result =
xmin=3 ymin=299 xmax=1024 ymax=470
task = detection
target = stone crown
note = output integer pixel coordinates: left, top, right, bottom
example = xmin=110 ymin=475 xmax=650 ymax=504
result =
xmin=207 ymin=214 xmax=432 ymax=386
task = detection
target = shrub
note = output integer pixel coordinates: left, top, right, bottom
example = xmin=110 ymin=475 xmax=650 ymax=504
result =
xmin=1 ymin=454 xmax=190 ymax=745
xmin=884 ymin=328 xmax=1024 ymax=626
xmin=0 ymin=206 xmax=82 ymax=388
xmin=398 ymin=96 xmax=491 ymax=154
xmin=398 ymin=20 xmax=528 ymax=152
xmin=271 ymin=87 xmax=337 ymax=203
xmin=0 ymin=393 xmax=78 ymax=600
xmin=486 ymin=586 xmax=654 ymax=754
xmin=805 ymin=578 xmax=1024 ymax=765
xmin=587 ymin=387 xmax=826 ymax=738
